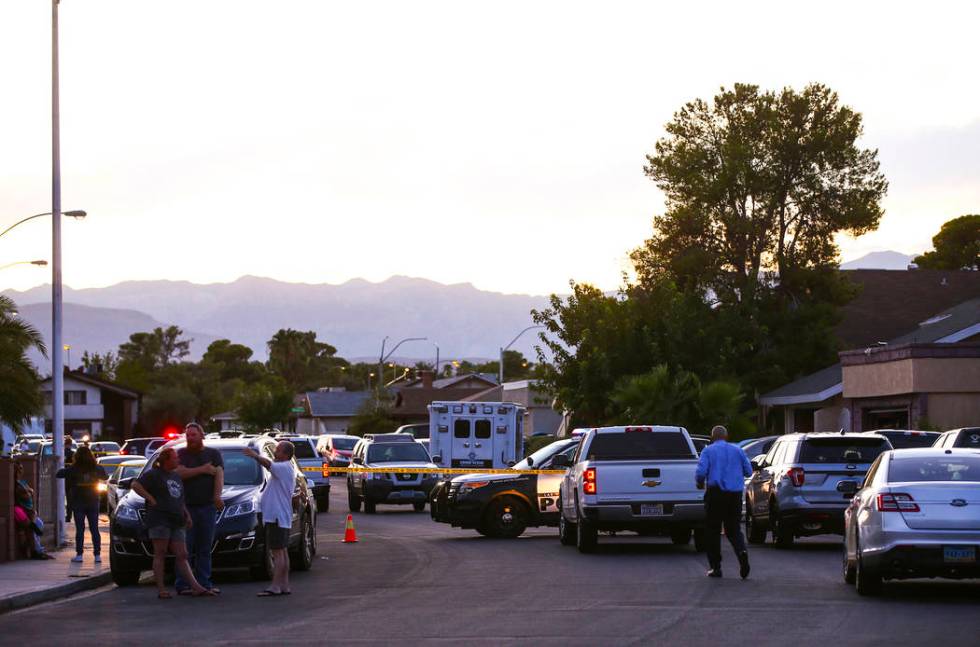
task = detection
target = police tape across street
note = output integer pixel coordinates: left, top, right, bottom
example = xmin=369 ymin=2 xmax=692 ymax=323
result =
xmin=299 ymin=466 xmax=567 ymax=476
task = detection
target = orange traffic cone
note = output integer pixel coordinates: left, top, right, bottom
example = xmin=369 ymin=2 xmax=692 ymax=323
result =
xmin=342 ymin=514 xmax=358 ymax=543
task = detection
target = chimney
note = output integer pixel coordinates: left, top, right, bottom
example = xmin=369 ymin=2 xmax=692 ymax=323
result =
xmin=421 ymin=370 xmax=434 ymax=389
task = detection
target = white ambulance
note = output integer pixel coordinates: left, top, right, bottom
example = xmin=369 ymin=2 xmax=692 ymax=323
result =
xmin=427 ymin=401 xmax=526 ymax=470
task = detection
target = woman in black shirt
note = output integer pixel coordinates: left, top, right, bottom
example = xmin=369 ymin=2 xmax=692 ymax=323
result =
xmin=56 ymin=445 xmax=107 ymax=563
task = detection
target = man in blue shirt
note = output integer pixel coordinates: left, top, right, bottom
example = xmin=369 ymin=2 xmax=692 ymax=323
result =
xmin=696 ymin=425 xmax=752 ymax=579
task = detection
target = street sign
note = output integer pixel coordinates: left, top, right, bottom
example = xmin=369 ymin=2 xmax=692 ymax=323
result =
xmin=290 ymin=407 xmax=305 ymax=413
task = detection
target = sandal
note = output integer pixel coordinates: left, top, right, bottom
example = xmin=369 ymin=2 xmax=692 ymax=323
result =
xmin=158 ymin=591 xmax=173 ymax=599
xmin=256 ymin=589 xmax=282 ymax=597
xmin=191 ymin=589 xmax=217 ymax=597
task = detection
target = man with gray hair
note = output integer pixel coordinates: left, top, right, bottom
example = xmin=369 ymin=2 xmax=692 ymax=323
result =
xmin=695 ymin=425 xmax=753 ymax=579
xmin=244 ymin=440 xmax=298 ymax=596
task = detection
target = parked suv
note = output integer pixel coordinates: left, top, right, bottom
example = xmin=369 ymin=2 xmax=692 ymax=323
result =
xmin=282 ymin=435 xmax=331 ymax=511
xmin=109 ymin=437 xmax=317 ymax=585
xmin=347 ymin=434 xmax=440 ymax=514
xmin=860 ymin=429 xmax=940 ymax=449
xmin=745 ymin=432 xmax=892 ymax=547
xmin=317 ymin=434 xmax=358 ymax=467
xmin=119 ymin=437 xmax=158 ymax=457
xmin=933 ymin=427 xmax=980 ymax=449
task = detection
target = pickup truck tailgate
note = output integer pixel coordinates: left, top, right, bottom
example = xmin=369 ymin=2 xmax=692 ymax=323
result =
xmin=593 ymin=460 xmax=702 ymax=501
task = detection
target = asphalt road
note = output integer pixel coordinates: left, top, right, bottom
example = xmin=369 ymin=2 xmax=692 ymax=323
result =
xmin=3 ymin=480 xmax=978 ymax=646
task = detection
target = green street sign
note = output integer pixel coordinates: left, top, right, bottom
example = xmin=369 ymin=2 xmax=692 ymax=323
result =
xmin=290 ymin=407 xmax=305 ymax=413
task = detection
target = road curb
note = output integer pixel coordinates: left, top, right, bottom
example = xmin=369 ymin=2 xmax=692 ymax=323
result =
xmin=0 ymin=571 xmax=113 ymax=615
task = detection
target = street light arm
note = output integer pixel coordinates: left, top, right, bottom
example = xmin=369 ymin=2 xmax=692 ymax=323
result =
xmin=0 ymin=210 xmax=86 ymax=239
xmin=503 ymin=325 xmax=545 ymax=352
xmin=499 ymin=325 xmax=545 ymax=384
xmin=382 ymin=336 xmax=428 ymax=363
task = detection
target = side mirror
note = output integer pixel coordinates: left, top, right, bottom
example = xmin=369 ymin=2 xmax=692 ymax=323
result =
xmin=551 ymin=455 xmax=572 ymax=468
xmin=118 ymin=477 xmax=134 ymax=490
xmin=525 ymin=456 xmax=534 ymax=467
xmin=352 ymin=457 xmax=363 ymax=465
xmin=750 ymin=456 xmax=765 ymax=472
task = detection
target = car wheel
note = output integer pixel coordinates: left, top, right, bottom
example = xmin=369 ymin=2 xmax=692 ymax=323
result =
xmin=347 ymin=487 xmax=361 ymax=513
xmin=842 ymin=537 xmax=856 ymax=585
xmin=558 ymin=511 xmax=577 ymax=546
xmin=746 ymin=512 xmax=767 ymax=544
xmin=576 ymin=515 xmax=598 ymax=553
xmin=363 ymin=499 xmax=376 ymax=514
xmin=316 ymin=493 xmax=330 ymax=513
xmin=670 ymin=528 xmax=692 ymax=545
xmin=109 ymin=550 xmax=141 ymax=587
xmin=413 ymin=502 xmax=426 ymax=512
xmin=855 ymin=537 xmax=882 ymax=596
xmin=250 ymin=537 xmax=275 ymax=581
xmin=482 ymin=496 xmax=529 ymax=539
xmin=770 ymin=507 xmax=794 ymax=548
xmin=290 ymin=514 xmax=315 ymax=572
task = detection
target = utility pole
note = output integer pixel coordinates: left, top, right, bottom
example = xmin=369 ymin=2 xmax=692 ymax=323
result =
xmin=51 ymin=0 xmax=66 ymax=547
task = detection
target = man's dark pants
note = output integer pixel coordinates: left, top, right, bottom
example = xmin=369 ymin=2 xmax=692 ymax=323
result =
xmin=176 ymin=504 xmax=216 ymax=591
xmin=704 ymin=486 xmax=747 ymax=570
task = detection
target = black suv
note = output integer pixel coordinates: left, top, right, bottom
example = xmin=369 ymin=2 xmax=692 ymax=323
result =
xmin=109 ymin=438 xmax=317 ymax=585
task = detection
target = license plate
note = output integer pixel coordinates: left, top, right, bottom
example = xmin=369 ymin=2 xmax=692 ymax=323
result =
xmin=943 ymin=546 xmax=976 ymax=563
xmin=640 ymin=504 xmax=664 ymax=516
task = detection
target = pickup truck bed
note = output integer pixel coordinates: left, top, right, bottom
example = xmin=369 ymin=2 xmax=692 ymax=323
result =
xmin=557 ymin=426 xmax=706 ymax=553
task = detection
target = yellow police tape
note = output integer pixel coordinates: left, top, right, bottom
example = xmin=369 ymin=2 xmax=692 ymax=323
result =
xmin=300 ymin=466 xmax=566 ymax=476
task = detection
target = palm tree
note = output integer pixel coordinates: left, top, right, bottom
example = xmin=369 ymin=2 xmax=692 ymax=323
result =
xmin=0 ymin=295 xmax=47 ymax=429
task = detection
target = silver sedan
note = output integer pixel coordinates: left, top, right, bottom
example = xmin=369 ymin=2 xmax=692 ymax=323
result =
xmin=843 ymin=448 xmax=980 ymax=595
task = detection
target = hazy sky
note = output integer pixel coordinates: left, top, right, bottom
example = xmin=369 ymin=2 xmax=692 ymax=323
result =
xmin=2 ymin=0 xmax=978 ymax=296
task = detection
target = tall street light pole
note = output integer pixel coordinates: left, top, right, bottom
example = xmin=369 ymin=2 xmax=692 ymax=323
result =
xmin=378 ymin=336 xmax=428 ymax=398
xmin=499 ymin=325 xmax=544 ymax=384
xmin=52 ymin=0 xmax=66 ymax=547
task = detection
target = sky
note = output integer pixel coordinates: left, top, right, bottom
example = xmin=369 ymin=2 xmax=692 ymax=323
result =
xmin=2 ymin=0 xmax=979 ymax=296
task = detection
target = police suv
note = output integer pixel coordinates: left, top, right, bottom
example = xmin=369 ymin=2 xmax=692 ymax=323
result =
xmin=430 ymin=438 xmax=580 ymax=538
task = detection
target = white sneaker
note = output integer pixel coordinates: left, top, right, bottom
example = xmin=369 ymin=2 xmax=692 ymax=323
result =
xmin=94 ymin=555 xmax=102 ymax=564
xmin=71 ymin=555 xmax=83 ymax=563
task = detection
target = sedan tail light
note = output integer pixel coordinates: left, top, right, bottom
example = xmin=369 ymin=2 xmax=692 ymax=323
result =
xmin=583 ymin=467 xmax=597 ymax=494
xmin=877 ymin=493 xmax=919 ymax=512
xmin=321 ymin=462 xmax=330 ymax=478
xmin=786 ymin=467 xmax=805 ymax=487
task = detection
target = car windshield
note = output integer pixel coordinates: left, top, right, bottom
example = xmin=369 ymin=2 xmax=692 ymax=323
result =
xmin=889 ymin=456 xmax=980 ymax=482
xmin=367 ymin=443 xmax=430 ymax=463
xmin=140 ymin=448 xmax=263 ymax=486
xmin=332 ymin=437 xmax=357 ymax=450
xmin=120 ymin=464 xmax=144 ymax=479
xmin=880 ymin=432 xmax=940 ymax=449
xmin=742 ymin=438 xmax=774 ymax=459
xmin=799 ymin=438 xmax=889 ymax=463
xmin=587 ymin=431 xmax=695 ymax=460
xmin=513 ymin=441 xmax=576 ymax=470
xmin=292 ymin=441 xmax=316 ymax=459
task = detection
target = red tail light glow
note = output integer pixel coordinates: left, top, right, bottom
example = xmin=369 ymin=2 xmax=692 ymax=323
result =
xmin=583 ymin=467 xmax=597 ymax=494
xmin=786 ymin=467 xmax=805 ymax=487
xmin=321 ymin=462 xmax=330 ymax=478
xmin=877 ymin=493 xmax=919 ymax=512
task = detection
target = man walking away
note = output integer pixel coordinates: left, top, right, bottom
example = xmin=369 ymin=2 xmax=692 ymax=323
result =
xmin=244 ymin=441 xmax=298 ymax=596
xmin=695 ymin=425 xmax=752 ymax=579
xmin=175 ymin=422 xmax=224 ymax=595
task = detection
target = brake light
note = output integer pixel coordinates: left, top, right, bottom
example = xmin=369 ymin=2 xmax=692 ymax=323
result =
xmin=321 ymin=462 xmax=330 ymax=478
xmin=583 ymin=467 xmax=597 ymax=494
xmin=786 ymin=467 xmax=805 ymax=487
xmin=877 ymin=493 xmax=920 ymax=512
xmin=625 ymin=427 xmax=652 ymax=433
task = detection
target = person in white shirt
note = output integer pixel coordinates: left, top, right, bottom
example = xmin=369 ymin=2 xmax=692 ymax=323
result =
xmin=244 ymin=441 xmax=298 ymax=596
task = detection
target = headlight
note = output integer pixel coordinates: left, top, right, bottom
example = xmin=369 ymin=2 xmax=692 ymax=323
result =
xmin=371 ymin=472 xmax=388 ymax=480
xmin=115 ymin=505 xmax=140 ymax=521
xmin=459 ymin=481 xmax=491 ymax=495
xmin=97 ymin=482 xmax=108 ymax=493
xmin=224 ymin=500 xmax=257 ymax=518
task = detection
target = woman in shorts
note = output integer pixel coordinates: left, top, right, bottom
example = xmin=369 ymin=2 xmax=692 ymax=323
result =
xmin=132 ymin=447 xmax=214 ymax=599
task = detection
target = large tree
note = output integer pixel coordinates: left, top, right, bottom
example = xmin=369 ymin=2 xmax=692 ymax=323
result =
xmin=267 ymin=329 xmax=345 ymax=393
xmin=0 ymin=296 xmax=46 ymax=430
xmin=634 ymin=82 xmax=887 ymax=302
xmin=913 ymin=215 xmax=980 ymax=270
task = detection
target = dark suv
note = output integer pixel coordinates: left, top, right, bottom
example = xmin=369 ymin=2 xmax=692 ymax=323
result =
xmin=109 ymin=438 xmax=317 ymax=585
xmin=745 ymin=432 xmax=892 ymax=547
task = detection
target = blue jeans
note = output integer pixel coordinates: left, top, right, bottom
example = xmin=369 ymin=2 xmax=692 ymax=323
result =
xmin=72 ymin=502 xmax=100 ymax=556
xmin=176 ymin=504 xmax=216 ymax=591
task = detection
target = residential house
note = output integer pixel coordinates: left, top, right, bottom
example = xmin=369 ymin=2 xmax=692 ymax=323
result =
xmin=391 ymin=372 xmax=498 ymax=424
xmin=41 ymin=369 xmax=140 ymax=441
xmin=295 ymin=388 xmax=373 ymax=435
xmin=464 ymin=379 xmax=563 ymax=437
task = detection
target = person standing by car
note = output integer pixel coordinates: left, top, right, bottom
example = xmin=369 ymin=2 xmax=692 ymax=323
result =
xmin=56 ymin=445 xmax=108 ymax=563
xmin=695 ymin=425 xmax=752 ymax=579
xmin=174 ymin=422 xmax=224 ymax=596
xmin=244 ymin=441 xmax=297 ymax=596
xmin=132 ymin=447 xmax=214 ymax=599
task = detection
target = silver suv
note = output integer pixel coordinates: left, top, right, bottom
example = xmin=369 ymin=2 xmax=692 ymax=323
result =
xmin=744 ymin=432 xmax=892 ymax=547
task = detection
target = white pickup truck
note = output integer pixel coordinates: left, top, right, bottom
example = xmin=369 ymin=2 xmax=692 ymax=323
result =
xmin=554 ymin=425 xmax=706 ymax=553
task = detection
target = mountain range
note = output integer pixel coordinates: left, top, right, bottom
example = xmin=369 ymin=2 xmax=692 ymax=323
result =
xmin=5 ymin=276 xmax=551 ymax=369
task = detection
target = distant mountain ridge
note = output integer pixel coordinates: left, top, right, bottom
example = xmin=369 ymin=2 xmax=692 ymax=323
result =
xmin=5 ymin=275 xmax=552 ymax=364
xmin=840 ymin=251 xmax=915 ymax=270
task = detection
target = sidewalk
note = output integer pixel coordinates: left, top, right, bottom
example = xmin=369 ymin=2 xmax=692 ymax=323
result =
xmin=0 ymin=514 xmax=113 ymax=614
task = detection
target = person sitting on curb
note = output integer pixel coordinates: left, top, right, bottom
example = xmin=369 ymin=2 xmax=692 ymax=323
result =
xmin=13 ymin=461 xmax=54 ymax=560
xmin=131 ymin=447 xmax=216 ymax=600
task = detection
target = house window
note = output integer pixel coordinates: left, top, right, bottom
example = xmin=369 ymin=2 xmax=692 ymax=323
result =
xmin=65 ymin=391 xmax=88 ymax=406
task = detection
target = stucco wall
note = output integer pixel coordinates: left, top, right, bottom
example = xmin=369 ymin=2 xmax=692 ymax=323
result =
xmin=844 ymin=357 xmax=980 ymax=398
xmin=924 ymin=393 xmax=980 ymax=430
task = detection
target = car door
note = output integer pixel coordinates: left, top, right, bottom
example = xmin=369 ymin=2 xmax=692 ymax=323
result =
xmin=750 ymin=440 xmax=785 ymax=515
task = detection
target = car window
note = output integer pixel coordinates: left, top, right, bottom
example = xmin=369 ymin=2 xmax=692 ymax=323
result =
xmin=514 ymin=441 xmax=575 ymax=470
xmin=221 ymin=451 xmax=264 ymax=485
xmin=954 ymin=429 xmax=980 ymax=448
xmin=889 ymin=455 xmax=980 ymax=482
xmin=586 ymin=431 xmax=695 ymax=461
xmin=799 ymin=438 xmax=889 ymax=464
xmin=292 ymin=440 xmax=317 ymax=459
xmin=367 ymin=443 xmax=430 ymax=463
xmin=883 ymin=432 xmax=940 ymax=449
xmin=762 ymin=440 xmax=781 ymax=466
xmin=332 ymin=437 xmax=357 ymax=451
xmin=121 ymin=465 xmax=143 ymax=480
xmin=862 ymin=455 xmax=883 ymax=487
